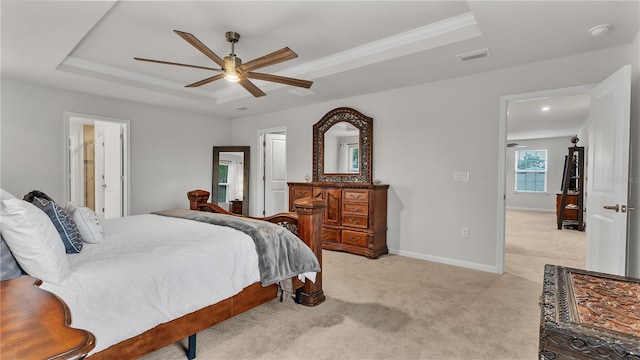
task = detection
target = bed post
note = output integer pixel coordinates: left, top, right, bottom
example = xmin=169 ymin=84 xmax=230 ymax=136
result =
xmin=187 ymin=190 xmax=211 ymax=210
xmin=293 ymin=197 xmax=326 ymax=306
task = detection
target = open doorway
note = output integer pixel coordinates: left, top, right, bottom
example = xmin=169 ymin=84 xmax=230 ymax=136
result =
xmin=257 ymin=127 xmax=287 ymax=217
xmin=497 ymin=85 xmax=593 ymax=275
xmin=64 ymin=112 xmax=130 ymax=219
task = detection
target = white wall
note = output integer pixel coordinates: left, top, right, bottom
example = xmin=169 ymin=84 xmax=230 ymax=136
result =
xmin=506 ymin=137 xmax=578 ymax=212
xmin=1 ymin=79 xmax=232 ymax=214
xmin=1 ymin=40 xmax=637 ymax=276
xmin=232 ymin=43 xmax=637 ymax=273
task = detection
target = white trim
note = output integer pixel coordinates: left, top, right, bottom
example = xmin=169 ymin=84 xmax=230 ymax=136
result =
xmin=390 ymin=248 xmax=500 ymax=274
xmin=497 ymin=84 xmax=596 ymax=274
xmin=63 ymin=112 xmax=131 ymax=217
xmin=58 ymin=13 xmax=480 ymax=105
xmin=506 ymin=207 xmax=555 ymax=213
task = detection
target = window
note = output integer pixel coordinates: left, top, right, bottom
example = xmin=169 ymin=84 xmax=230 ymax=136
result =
xmin=217 ymin=162 xmax=229 ymax=203
xmin=515 ymin=150 xmax=547 ymax=193
xmin=348 ymin=143 xmax=359 ymax=172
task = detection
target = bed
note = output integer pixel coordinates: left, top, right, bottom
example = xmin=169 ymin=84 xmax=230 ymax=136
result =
xmin=0 ymin=189 xmax=326 ymax=359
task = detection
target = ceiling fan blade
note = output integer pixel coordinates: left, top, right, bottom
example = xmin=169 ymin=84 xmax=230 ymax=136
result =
xmin=241 ymin=47 xmax=298 ymax=72
xmin=238 ymin=78 xmax=266 ymax=97
xmin=134 ymin=57 xmax=222 ymax=72
xmin=246 ymin=72 xmax=313 ymax=89
xmin=185 ymin=74 xmax=224 ymax=87
xmin=174 ymin=30 xmax=226 ymax=68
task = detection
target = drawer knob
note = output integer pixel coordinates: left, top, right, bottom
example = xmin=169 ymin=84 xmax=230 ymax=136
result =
xmin=349 ymin=218 xmax=361 ymax=224
xmin=347 ymin=236 xmax=359 ymax=242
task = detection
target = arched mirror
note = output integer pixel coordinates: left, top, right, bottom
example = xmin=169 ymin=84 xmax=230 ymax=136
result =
xmin=313 ymin=107 xmax=372 ymax=183
xmin=212 ymin=146 xmax=249 ymax=215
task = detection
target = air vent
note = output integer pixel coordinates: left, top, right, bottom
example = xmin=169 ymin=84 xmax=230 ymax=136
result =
xmin=288 ymin=88 xmax=316 ymax=97
xmin=456 ymin=48 xmax=490 ymax=61
xmin=235 ymin=106 xmax=248 ymax=111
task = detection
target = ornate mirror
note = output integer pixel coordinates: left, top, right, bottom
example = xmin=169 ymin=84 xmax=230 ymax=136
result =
xmin=313 ymin=107 xmax=372 ymax=183
xmin=212 ymin=146 xmax=250 ymax=215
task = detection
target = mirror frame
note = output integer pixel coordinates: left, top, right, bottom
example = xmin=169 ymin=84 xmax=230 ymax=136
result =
xmin=313 ymin=107 xmax=373 ymax=183
xmin=212 ymin=146 xmax=250 ymax=215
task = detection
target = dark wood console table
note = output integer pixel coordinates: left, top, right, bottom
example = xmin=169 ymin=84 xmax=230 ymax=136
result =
xmin=539 ymin=265 xmax=640 ymax=359
xmin=1 ymin=277 xmax=95 ymax=359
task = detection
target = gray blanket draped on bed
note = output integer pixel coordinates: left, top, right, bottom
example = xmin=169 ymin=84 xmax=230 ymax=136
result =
xmin=152 ymin=209 xmax=320 ymax=286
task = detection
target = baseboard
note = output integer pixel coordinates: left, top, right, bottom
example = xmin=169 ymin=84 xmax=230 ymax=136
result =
xmin=387 ymin=248 xmax=500 ymax=274
xmin=506 ymin=207 xmax=555 ymax=213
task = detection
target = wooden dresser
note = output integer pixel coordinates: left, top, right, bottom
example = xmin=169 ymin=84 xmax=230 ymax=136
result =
xmin=539 ymin=264 xmax=640 ymax=359
xmin=289 ymin=182 xmax=388 ymax=258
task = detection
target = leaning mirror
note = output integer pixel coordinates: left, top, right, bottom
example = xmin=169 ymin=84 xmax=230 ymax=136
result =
xmin=212 ymin=146 xmax=250 ymax=215
xmin=313 ymin=107 xmax=372 ymax=183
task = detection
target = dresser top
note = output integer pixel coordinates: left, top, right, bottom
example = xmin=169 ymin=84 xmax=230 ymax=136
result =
xmin=288 ymin=182 xmax=389 ymax=189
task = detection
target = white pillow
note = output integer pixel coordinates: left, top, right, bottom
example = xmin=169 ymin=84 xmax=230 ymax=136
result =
xmin=0 ymin=198 xmax=70 ymax=285
xmin=66 ymin=203 xmax=104 ymax=244
xmin=1 ymin=188 xmax=16 ymax=201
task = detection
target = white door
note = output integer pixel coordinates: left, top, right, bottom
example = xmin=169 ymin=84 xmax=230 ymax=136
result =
xmin=264 ymin=133 xmax=286 ymax=216
xmin=94 ymin=121 xmax=123 ymax=219
xmin=586 ymin=65 xmax=631 ymax=276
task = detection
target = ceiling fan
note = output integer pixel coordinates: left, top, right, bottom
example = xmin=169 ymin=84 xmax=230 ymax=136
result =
xmin=134 ymin=30 xmax=313 ymax=97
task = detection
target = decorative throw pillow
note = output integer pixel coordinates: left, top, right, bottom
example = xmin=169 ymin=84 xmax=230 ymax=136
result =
xmin=0 ymin=198 xmax=70 ymax=285
xmin=66 ymin=203 xmax=104 ymax=244
xmin=22 ymin=190 xmax=54 ymax=203
xmin=32 ymin=197 xmax=83 ymax=253
xmin=0 ymin=234 xmax=23 ymax=280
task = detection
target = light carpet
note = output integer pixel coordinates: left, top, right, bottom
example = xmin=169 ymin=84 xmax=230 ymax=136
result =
xmin=141 ymin=210 xmax=585 ymax=360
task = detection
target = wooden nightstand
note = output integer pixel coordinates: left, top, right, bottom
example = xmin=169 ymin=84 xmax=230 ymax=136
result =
xmin=1 ymin=277 xmax=95 ymax=359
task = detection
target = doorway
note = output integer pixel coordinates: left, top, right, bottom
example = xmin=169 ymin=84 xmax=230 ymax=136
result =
xmin=257 ymin=127 xmax=287 ymax=217
xmin=64 ymin=112 xmax=130 ymax=219
xmin=497 ymin=84 xmax=594 ymax=274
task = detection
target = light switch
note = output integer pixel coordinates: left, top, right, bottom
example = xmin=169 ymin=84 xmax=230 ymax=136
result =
xmin=454 ymin=172 xmax=470 ymax=182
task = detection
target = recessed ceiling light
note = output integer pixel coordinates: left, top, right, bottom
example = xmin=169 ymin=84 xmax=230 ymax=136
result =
xmin=541 ymin=106 xmax=550 ymax=111
xmin=589 ymin=24 xmax=611 ymax=37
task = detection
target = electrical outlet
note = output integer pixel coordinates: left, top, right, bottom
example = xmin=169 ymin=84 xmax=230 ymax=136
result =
xmin=454 ymin=172 xmax=470 ymax=182
xmin=460 ymin=227 xmax=469 ymax=238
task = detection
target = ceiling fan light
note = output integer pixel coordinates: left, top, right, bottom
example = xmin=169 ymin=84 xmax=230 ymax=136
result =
xmin=223 ymin=55 xmax=241 ymax=82
xmin=224 ymin=72 xmax=240 ymax=82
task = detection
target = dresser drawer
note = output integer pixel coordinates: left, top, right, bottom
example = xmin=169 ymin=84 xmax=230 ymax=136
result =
xmin=342 ymin=215 xmax=368 ymax=229
xmin=343 ymin=190 xmax=368 ymax=202
xmin=292 ymin=188 xmax=312 ymax=199
xmin=321 ymin=228 xmax=340 ymax=243
xmin=342 ymin=202 xmax=368 ymax=215
xmin=341 ymin=230 xmax=367 ymax=247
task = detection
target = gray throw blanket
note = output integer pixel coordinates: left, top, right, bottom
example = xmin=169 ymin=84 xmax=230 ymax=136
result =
xmin=152 ymin=209 xmax=320 ymax=286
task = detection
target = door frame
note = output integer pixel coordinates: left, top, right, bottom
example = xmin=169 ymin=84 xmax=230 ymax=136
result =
xmin=63 ymin=112 xmax=130 ymax=217
xmin=257 ymin=126 xmax=287 ymax=217
xmin=496 ymin=84 xmax=595 ymax=274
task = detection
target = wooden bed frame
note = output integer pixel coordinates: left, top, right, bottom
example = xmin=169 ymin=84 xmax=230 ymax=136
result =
xmin=87 ymin=190 xmax=325 ymax=360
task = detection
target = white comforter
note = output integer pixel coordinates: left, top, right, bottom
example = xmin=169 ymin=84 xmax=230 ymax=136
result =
xmin=40 ymin=214 xmax=260 ymax=355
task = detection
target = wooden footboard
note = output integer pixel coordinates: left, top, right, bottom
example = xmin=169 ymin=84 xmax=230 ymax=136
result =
xmin=87 ymin=190 xmax=325 ymax=359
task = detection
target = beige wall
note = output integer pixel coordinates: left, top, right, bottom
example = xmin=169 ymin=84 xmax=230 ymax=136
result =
xmin=2 ymin=36 xmax=638 ymax=276
xmin=1 ymin=79 xmax=232 ymax=215
xmin=232 ymin=43 xmax=637 ymax=273
xmin=505 ymin=137 xmax=576 ymax=212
